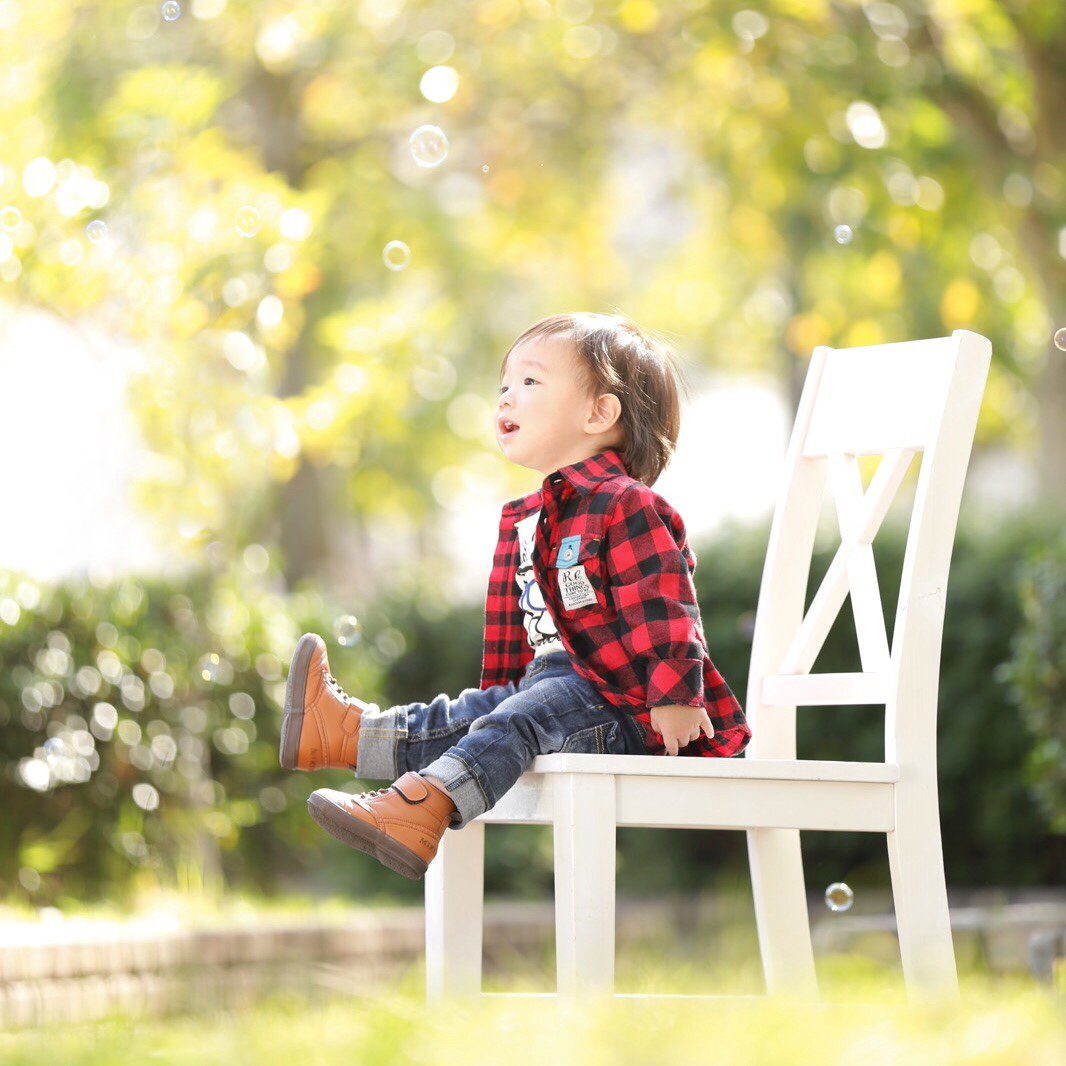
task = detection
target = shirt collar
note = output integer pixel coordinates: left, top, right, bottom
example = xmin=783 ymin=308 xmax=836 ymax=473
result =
xmin=501 ymin=447 xmax=629 ymax=517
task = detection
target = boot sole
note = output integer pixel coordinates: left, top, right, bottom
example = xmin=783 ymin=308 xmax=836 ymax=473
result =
xmin=279 ymin=633 xmax=321 ymax=770
xmin=307 ymin=793 xmax=431 ymax=880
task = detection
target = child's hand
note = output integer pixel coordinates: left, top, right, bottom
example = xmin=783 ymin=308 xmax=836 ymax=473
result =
xmin=650 ymin=704 xmax=715 ymax=756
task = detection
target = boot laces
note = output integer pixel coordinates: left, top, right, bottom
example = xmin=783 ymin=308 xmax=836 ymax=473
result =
xmin=358 ymin=785 xmax=393 ymax=801
xmin=323 ymin=669 xmax=351 ymax=704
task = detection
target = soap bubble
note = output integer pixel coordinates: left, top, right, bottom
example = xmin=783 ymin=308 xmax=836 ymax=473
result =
xmin=197 ymin=653 xmax=222 ymax=682
xmin=0 ymin=206 xmax=21 ymax=231
xmin=833 ymin=224 xmax=853 ymax=245
xmin=382 ymin=240 xmax=411 ymax=271
xmin=409 ymin=124 xmax=449 ymax=168
xmin=1054 ymin=328 xmax=1066 ymax=352
xmin=162 ymin=1 xmax=181 ymax=21
xmin=235 ymin=206 xmax=261 ymax=238
xmin=86 ymin=219 xmax=108 ymax=243
xmin=824 ymin=881 xmax=854 ymax=912
xmin=332 ymin=614 xmax=363 ymax=647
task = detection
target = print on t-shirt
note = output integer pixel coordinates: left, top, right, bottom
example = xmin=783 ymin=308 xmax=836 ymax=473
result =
xmin=513 ymin=509 xmax=566 ymax=656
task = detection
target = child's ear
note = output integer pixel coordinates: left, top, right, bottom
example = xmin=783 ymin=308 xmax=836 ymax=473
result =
xmin=590 ymin=392 xmax=622 ymax=432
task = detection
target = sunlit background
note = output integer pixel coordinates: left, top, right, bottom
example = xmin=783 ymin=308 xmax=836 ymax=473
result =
xmin=0 ymin=0 xmax=1063 ymax=1053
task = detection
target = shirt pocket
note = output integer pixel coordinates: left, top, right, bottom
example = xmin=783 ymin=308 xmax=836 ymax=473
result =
xmin=554 ymin=534 xmax=609 ymax=614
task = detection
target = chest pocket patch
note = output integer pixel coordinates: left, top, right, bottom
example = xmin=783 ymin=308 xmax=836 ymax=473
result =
xmin=553 ymin=530 xmax=606 ymax=612
xmin=558 ymin=563 xmax=598 ymax=610
xmin=555 ymin=535 xmax=582 ymax=568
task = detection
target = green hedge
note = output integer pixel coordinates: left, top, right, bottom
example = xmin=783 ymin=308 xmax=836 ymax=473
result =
xmin=1 ymin=506 xmax=1062 ymax=909
xmin=375 ymin=505 xmax=1066 ymax=900
xmin=996 ymin=531 xmax=1066 ymax=834
xmin=0 ymin=567 xmax=391 ymax=907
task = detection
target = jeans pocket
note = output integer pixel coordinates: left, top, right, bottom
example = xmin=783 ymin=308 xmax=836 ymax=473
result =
xmin=559 ymin=722 xmax=607 ymax=754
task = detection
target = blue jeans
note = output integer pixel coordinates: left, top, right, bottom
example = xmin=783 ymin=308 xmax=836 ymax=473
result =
xmin=354 ymin=649 xmax=646 ymax=830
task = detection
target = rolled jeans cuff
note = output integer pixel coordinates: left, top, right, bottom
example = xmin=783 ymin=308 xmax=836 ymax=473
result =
xmin=354 ymin=703 xmax=404 ymax=781
xmin=417 ymin=752 xmax=488 ymax=831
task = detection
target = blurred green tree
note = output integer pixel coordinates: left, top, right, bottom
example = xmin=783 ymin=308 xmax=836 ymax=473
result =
xmin=0 ymin=0 xmax=1062 ymax=602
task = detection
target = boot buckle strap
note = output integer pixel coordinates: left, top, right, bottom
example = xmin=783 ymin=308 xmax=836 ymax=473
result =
xmin=392 ymin=774 xmax=429 ymax=804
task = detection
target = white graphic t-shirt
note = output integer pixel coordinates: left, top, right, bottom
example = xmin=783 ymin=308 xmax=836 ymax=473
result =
xmin=513 ymin=509 xmax=566 ymax=657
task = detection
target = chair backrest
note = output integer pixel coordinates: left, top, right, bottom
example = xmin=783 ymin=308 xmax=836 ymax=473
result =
xmin=744 ymin=330 xmax=992 ymax=770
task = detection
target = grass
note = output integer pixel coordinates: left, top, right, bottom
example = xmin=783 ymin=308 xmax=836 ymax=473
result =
xmin=0 ymin=886 xmax=412 ymax=928
xmin=0 ymin=938 xmax=1062 ymax=1064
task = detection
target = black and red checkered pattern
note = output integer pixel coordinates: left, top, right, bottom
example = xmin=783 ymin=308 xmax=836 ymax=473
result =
xmin=479 ymin=447 xmax=751 ymax=758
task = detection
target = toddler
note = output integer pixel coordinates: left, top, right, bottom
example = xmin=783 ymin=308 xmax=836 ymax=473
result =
xmin=279 ymin=312 xmax=751 ymax=880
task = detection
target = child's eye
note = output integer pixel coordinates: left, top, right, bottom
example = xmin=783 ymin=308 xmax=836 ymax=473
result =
xmin=497 ymin=378 xmax=538 ymax=393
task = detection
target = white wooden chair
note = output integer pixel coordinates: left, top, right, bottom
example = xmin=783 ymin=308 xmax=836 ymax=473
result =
xmin=425 ymin=329 xmax=991 ymax=1004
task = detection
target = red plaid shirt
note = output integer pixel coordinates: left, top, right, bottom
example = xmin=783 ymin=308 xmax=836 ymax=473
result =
xmin=479 ymin=447 xmax=751 ymax=757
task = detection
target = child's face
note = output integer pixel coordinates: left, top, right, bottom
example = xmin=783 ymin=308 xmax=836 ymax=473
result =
xmin=496 ymin=336 xmax=622 ymax=477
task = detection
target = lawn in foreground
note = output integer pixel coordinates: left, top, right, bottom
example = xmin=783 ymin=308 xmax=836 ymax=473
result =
xmin=0 ymin=946 xmax=1062 ymax=1065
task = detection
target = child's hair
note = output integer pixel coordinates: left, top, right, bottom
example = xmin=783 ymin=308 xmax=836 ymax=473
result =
xmin=500 ymin=311 xmax=689 ymax=486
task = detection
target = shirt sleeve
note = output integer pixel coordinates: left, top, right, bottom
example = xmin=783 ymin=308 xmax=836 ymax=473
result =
xmin=602 ymin=483 xmax=707 ymax=710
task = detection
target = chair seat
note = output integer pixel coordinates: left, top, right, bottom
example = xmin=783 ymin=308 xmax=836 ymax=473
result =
xmin=526 ymin=752 xmax=900 ymax=783
xmin=476 ymin=754 xmax=900 ymax=832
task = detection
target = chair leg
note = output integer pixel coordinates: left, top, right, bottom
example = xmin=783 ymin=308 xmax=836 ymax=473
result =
xmin=887 ymin=785 xmax=959 ymax=1000
xmin=425 ymin=818 xmax=485 ymax=1003
xmin=747 ymin=827 xmax=819 ymax=997
xmin=553 ymin=774 xmax=616 ymax=998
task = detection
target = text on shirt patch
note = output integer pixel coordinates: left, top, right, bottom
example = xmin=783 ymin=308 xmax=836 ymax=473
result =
xmin=558 ymin=564 xmax=597 ymax=610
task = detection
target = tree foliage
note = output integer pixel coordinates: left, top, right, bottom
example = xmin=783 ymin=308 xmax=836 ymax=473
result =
xmin=1 ymin=0 xmax=1062 ymax=586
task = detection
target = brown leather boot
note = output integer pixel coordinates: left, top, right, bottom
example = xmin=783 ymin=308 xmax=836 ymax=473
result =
xmin=279 ymin=633 xmax=375 ymax=772
xmin=306 ymin=772 xmax=459 ymax=880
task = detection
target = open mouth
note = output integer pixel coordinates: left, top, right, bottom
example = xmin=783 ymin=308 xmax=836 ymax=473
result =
xmin=499 ymin=418 xmax=520 ymax=437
